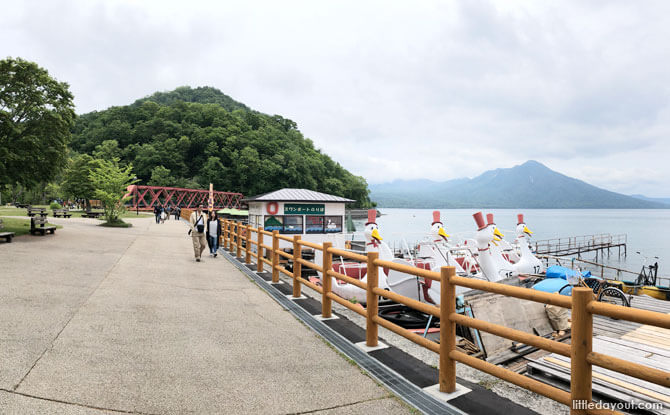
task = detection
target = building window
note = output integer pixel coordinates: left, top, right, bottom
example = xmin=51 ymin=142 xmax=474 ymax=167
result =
xmin=324 ymin=216 xmax=343 ymax=233
xmin=264 ymin=215 xmax=283 ymax=232
xmin=306 ymin=216 xmax=324 ymax=233
xmin=283 ymin=215 xmax=303 ymax=234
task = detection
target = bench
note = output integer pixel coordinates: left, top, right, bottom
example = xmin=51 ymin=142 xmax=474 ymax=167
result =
xmin=14 ymin=203 xmax=30 ymax=208
xmin=27 ymin=206 xmax=47 ymax=217
xmin=0 ymin=219 xmax=15 ymax=243
xmin=82 ymin=210 xmax=103 ymax=219
xmin=30 ymin=216 xmax=56 ymax=236
xmin=52 ymin=209 xmax=72 ymax=218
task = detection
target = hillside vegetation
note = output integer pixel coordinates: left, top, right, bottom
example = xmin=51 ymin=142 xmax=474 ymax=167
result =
xmin=69 ymin=86 xmax=373 ymax=207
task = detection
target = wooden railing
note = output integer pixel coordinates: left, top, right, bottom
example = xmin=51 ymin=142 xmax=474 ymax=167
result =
xmin=221 ymin=220 xmax=670 ymax=415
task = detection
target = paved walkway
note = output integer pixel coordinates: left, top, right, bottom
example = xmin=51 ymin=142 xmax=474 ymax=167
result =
xmin=0 ymin=217 xmax=410 ymax=414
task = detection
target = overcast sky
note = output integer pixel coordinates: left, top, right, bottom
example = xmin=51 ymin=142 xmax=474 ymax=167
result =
xmin=3 ymin=1 xmax=669 ymax=196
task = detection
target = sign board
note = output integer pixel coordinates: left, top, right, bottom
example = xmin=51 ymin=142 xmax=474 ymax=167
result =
xmin=284 ymin=203 xmax=325 ymax=215
xmin=208 ymin=183 xmax=214 ymax=212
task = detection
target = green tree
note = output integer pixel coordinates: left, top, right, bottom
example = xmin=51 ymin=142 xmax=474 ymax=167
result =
xmin=0 ymin=57 xmax=75 ymax=188
xmin=148 ymin=165 xmax=175 ymax=187
xmin=89 ymin=158 xmax=138 ymax=223
xmin=61 ymin=154 xmax=104 ymax=207
xmin=93 ymin=139 xmax=122 ymax=160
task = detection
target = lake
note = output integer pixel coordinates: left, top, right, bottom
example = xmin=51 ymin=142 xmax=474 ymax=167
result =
xmin=351 ymin=208 xmax=670 ymax=274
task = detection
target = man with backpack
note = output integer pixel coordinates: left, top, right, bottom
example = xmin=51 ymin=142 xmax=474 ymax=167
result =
xmin=189 ymin=204 xmax=208 ymax=262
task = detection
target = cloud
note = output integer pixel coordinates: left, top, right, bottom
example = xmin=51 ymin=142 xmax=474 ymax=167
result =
xmin=2 ymin=0 xmax=669 ymax=196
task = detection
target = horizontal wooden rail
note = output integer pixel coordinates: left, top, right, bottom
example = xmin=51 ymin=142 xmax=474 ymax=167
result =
xmin=326 ymin=270 xmax=367 ymax=290
xmin=260 ymin=244 xmax=273 ymax=252
xmin=249 ymin=251 xmax=258 ymax=259
xmin=588 ymin=301 xmax=670 ymax=329
xmin=449 ymin=350 xmax=573 ymax=407
xmin=325 ymin=292 xmax=366 ymax=317
xmin=275 ymin=249 xmax=293 ymax=260
xmin=374 ymin=259 xmax=441 ymax=281
xmin=274 ymin=265 xmax=293 ymax=278
xmin=373 ymin=287 xmax=440 ymax=318
xmin=450 ymin=275 xmax=572 ymax=309
xmin=297 ymin=276 xmax=323 ymax=294
xmin=260 ymin=229 xmax=273 ymax=236
xmin=296 ymin=258 xmax=322 ymax=273
xmin=249 ymin=240 xmax=258 ymax=246
xmin=372 ymin=315 xmax=440 ymax=353
xmin=450 ymin=313 xmax=571 ymax=357
xmin=261 ymin=257 xmax=272 ymax=266
xmin=276 ymin=234 xmax=295 ymax=242
xmin=587 ymin=352 xmax=670 ymax=388
xmin=327 ymin=247 xmax=367 ymax=263
xmin=297 ymin=239 xmax=323 ymax=251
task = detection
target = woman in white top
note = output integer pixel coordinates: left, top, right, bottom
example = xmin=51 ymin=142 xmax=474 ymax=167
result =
xmin=206 ymin=211 xmax=221 ymax=257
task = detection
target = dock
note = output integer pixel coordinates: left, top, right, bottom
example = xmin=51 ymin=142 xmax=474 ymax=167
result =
xmin=534 ymin=233 xmax=627 ymax=259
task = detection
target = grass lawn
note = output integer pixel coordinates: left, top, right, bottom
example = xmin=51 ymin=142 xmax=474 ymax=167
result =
xmin=0 ymin=205 xmax=152 ymax=219
xmin=0 ymin=217 xmax=62 ymax=236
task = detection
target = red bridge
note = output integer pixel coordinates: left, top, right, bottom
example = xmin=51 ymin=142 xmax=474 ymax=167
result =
xmin=125 ymin=185 xmax=244 ymax=211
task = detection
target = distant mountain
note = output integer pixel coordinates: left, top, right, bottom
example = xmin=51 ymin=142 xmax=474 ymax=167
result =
xmin=370 ymin=160 xmax=668 ymax=209
xmin=630 ymin=194 xmax=670 ymax=205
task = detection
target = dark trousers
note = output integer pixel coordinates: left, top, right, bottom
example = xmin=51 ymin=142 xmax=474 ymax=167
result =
xmin=155 ymin=214 xmax=160 ymax=224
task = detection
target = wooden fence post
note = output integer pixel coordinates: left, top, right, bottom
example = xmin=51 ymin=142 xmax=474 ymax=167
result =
xmin=222 ymin=220 xmax=227 ymax=249
xmin=366 ymin=251 xmax=379 ymax=347
xmin=236 ymin=221 xmax=242 ymax=259
xmin=223 ymin=219 xmax=230 ymax=250
xmin=322 ymin=242 xmax=333 ymax=318
xmin=257 ymin=227 xmax=264 ymax=273
xmin=292 ymin=235 xmax=302 ymax=298
xmin=227 ymin=221 xmax=233 ymax=251
xmin=245 ymin=225 xmax=251 ymax=264
xmin=440 ymin=266 xmax=456 ymax=393
xmin=218 ymin=218 xmax=223 ymax=247
xmin=571 ymin=287 xmax=593 ymax=414
xmin=272 ymin=230 xmax=279 ymax=283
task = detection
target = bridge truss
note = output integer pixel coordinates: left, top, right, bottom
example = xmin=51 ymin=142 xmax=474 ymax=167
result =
xmin=125 ymin=185 xmax=244 ymax=211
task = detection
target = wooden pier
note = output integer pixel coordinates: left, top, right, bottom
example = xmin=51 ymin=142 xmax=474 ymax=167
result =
xmin=534 ymin=233 xmax=627 ymax=259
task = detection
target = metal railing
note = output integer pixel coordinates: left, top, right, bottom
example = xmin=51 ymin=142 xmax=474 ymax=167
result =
xmin=221 ymin=220 xmax=669 ymax=415
xmin=535 ymin=234 xmax=627 ymax=255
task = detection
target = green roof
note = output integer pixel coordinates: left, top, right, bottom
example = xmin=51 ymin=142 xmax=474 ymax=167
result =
xmin=217 ymin=208 xmax=248 ymax=216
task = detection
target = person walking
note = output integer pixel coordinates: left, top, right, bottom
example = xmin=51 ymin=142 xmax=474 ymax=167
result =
xmin=174 ymin=206 xmax=180 ymax=220
xmin=207 ymin=211 xmax=221 ymax=257
xmin=165 ymin=205 xmax=171 ymax=220
xmin=189 ymin=205 xmax=208 ymax=262
xmin=153 ymin=205 xmax=161 ymax=224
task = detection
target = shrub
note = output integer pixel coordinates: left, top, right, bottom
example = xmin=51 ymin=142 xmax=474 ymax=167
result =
xmin=49 ymin=202 xmax=62 ymax=210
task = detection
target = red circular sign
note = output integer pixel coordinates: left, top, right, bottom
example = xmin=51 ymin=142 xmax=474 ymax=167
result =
xmin=266 ymin=202 xmax=279 ymax=215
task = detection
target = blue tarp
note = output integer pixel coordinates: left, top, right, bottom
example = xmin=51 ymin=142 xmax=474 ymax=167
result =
xmin=545 ymin=265 xmax=591 ymax=280
xmin=532 ymin=278 xmax=572 ymax=295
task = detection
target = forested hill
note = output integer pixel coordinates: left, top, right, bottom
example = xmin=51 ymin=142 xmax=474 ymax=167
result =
xmin=69 ymin=86 xmax=373 ymax=207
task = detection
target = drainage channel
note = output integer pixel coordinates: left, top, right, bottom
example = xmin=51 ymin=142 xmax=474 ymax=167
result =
xmin=220 ymin=249 xmax=465 ymax=415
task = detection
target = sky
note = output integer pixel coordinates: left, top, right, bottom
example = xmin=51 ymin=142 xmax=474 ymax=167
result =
xmin=3 ymin=1 xmax=669 ymax=196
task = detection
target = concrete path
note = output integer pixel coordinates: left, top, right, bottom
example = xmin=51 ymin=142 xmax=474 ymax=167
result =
xmin=0 ymin=217 xmax=410 ymax=414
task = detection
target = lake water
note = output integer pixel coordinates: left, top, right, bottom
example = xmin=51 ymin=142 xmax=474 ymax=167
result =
xmin=351 ymin=209 xmax=670 ymax=274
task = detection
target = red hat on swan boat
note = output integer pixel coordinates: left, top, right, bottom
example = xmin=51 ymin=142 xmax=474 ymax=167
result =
xmin=473 ymin=212 xmax=487 ymax=231
xmin=486 ymin=213 xmax=495 ymax=225
xmin=366 ymin=209 xmax=377 ymax=225
xmin=432 ymin=211 xmax=442 ymax=225
xmin=517 ymin=214 xmax=524 ymax=225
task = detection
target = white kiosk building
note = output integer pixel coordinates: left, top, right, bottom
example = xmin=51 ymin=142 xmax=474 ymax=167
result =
xmin=244 ymin=188 xmax=354 ymax=247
